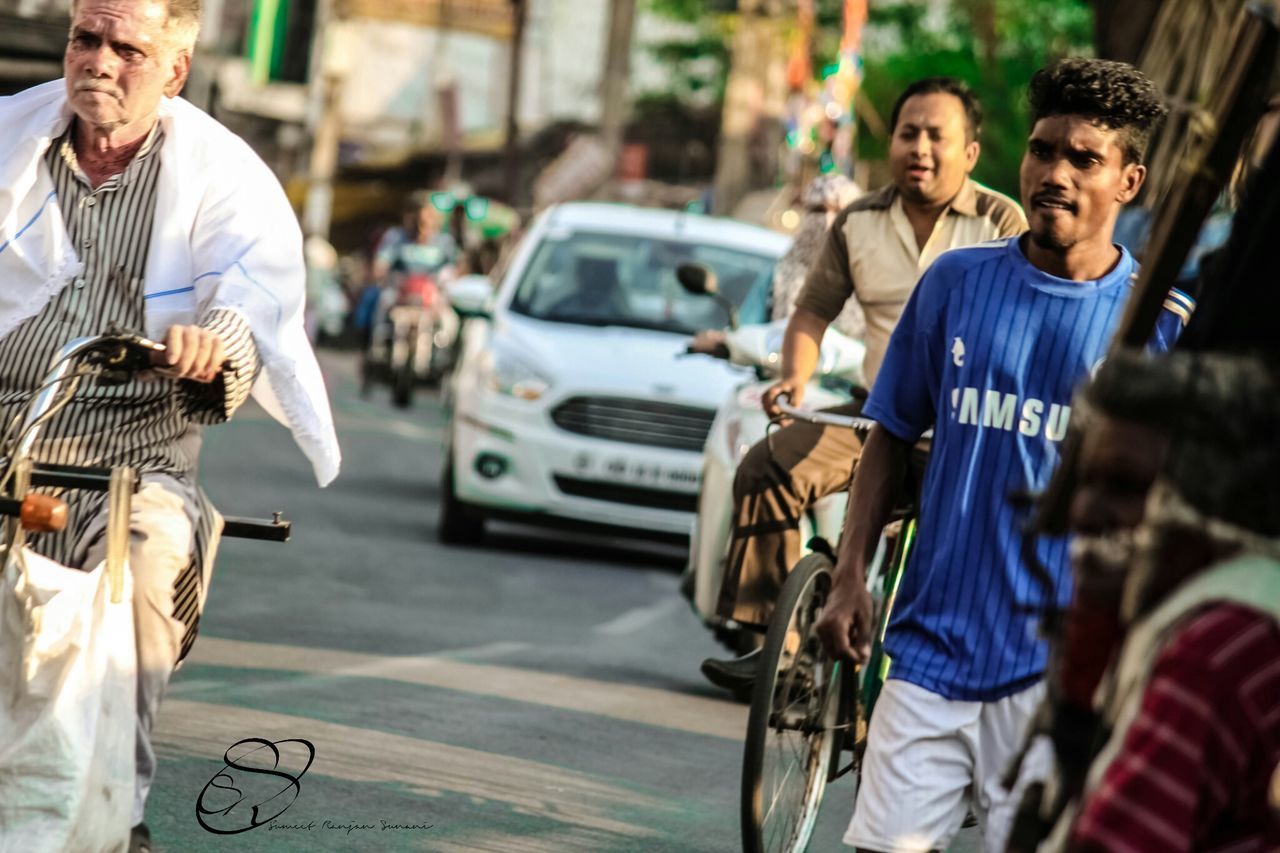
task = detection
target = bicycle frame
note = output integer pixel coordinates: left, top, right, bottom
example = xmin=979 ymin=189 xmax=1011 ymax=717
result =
xmin=771 ymin=401 xmax=921 ymax=785
xmin=0 ymin=330 xmax=291 ymax=583
xmin=860 ymin=516 xmax=915 ymax=721
xmin=11 ymin=336 xmax=141 ymax=460
xmin=0 ymin=334 xmax=159 ymax=599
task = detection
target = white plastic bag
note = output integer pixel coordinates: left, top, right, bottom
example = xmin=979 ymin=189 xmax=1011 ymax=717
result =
xmin=0 ymin=548 xmax=136 ymax=853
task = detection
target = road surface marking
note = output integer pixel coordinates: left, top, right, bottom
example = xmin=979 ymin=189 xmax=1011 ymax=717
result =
xmin=155 ymin=700 xmax=668 ymax=843
xmin=592 ymin=597 xmax=685 ymax=636
xmin=441 ymin=640 xmax=532 ymax=660
xmin=188 ymin=636 xmax=745 ymax=740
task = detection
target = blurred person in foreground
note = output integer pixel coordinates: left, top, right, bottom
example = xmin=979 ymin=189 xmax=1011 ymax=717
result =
xmin=1041 ymin=350 xmax=1280 ymax=852
xmin=0 ymin=0 xmax=340 ymax=849
xmin=814 ymin=59 xmax=1187 ymax=852
xmin=1018 ymin=121 xmax=1280 ymax=853
xmin=702 ymin=77 xmax=1025 ymax=689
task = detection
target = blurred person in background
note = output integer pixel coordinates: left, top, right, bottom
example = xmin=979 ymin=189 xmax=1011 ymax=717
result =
xmin=354 ymin=192 xmax=459 ymax=344
xmin=687 ymin=172 xmax=864 ymax=359
xmin=371 ymin=191 xmax=459 ymax=283
xmin=303 ymin=233 xmax=347 ymax=345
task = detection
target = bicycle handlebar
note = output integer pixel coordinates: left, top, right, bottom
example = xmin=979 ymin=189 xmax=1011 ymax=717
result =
xmin=0 ymin=329 xmax=289 ymax=543
xmin=773 ymin=397 xmax=936 ymax=447
xmin=772 ymin=399 xmax=877 ymax=432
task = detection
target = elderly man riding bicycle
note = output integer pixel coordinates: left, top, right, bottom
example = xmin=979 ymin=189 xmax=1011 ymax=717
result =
xmin=0 ymin=0 xmax=339 ymax=849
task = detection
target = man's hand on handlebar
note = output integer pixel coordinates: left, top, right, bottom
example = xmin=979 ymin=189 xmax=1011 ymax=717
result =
xmin=815 ymin=573 xmax=874 ymax=664
xmin=762 ymin=378 xmax=805 ymax=418
xmin=151 ymin=325 xmax=225 ymax=384
xmin=686 ymin=329 xmax=730 ymax=358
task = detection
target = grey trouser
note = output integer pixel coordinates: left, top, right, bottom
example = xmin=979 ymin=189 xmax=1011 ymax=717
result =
xmin=76 ymin=474 xmax=215 ymax=825
xmin=717 ymin=403 xmax=864 ymax=627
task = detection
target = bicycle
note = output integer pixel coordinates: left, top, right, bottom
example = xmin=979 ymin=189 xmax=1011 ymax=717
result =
xmin=360 ymin=268 xmax=452 ymax=409
xmin=0 ymin=326 xmax=292 ymax=583
xmin=740 ymin=400 xmax=922 ymax=853
xmin=0 ymin=327 xmax=293 ymax=842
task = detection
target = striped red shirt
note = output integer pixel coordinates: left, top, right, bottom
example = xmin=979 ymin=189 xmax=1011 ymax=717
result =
xmin=1071 ymin=603 xmax=1280 ymax=853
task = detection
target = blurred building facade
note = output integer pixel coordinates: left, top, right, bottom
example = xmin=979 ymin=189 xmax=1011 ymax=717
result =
xmin=0 ymin=0 xmax=682 ymax=173
xmin=0 ymin=0 xmax=66 ymax=94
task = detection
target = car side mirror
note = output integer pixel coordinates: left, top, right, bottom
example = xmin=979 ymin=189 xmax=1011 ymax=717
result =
xmin=447 ymin=275 xmax=493 ymax=319
xmin=676 ymin=262 xmax=737 ymax=330
xmin=676 ymin=262 xmax=718 ymax=296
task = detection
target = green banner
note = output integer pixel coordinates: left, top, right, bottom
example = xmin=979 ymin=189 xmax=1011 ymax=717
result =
xmin=247 ymin=0 xmax=290 ymax=84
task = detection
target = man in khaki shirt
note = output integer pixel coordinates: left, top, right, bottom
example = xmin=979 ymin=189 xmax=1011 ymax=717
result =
xmin=703 ymin=77 xmax=1025 ymax=689
xmin=798 ymin=178 xmax=1026 ymax=384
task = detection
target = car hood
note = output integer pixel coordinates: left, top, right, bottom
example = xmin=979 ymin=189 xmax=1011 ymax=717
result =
xmin=493 ymin=312 xmax=750 ymax=407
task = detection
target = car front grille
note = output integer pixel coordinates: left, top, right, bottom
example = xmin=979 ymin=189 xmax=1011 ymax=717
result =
xmin=553 ymin=475 xmax=699 ymax=513
xmin=549 ymin=396 xmax=716 ymax=452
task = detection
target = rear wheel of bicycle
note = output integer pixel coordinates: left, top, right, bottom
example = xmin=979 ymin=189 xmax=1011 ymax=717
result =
xmin=741 ymin=553 xmax=841 ymax=853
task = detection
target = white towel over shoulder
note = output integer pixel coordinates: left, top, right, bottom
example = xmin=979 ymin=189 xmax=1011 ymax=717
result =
xmin=0 ymin=80 xmax=340 ymax=486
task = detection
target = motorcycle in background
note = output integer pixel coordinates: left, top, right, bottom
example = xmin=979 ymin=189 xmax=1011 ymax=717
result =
xmin=361 ymin=265 xmax=457 ymax=408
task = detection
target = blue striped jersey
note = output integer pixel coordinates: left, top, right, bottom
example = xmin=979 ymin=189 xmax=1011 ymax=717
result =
xmin=863 ymin=236 xmax=1190 ymax=701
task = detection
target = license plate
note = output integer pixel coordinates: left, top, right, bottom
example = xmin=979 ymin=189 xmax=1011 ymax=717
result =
xmin=571 ymin=453 xmax=701 ymax=491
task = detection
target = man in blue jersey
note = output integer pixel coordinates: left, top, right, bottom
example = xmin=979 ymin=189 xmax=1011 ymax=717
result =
xmin=814 ymin=58 xmax=1190 ymax=853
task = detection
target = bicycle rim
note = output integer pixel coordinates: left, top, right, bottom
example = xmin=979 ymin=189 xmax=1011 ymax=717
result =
xmin=741 ymin=554 xmax=839 ymax=853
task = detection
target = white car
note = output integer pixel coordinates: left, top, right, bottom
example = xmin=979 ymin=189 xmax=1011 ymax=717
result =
xmin=438 ymin=202 xmax=789 ymax=545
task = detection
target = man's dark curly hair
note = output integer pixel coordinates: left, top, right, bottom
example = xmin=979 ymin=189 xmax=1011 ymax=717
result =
xmin=1028 ymin=58 xmax=1168 ymax=165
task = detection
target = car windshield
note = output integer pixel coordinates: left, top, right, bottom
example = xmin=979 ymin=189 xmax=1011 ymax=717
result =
xmin=507 ymin=229 xmax=777 ymax=335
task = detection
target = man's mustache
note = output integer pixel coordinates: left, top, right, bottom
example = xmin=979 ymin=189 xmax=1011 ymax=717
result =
xmin=75 ymin=80 xmax=122 ymax=99
xmin=1031 ymin=191 xmax=1076 ymax=212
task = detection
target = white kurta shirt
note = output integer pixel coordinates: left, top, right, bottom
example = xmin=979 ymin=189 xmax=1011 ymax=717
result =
xmin=0 ymin=80 xmax=340 ymax=486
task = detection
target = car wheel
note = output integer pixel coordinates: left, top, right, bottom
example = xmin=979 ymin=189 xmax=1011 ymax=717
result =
xmin=438 ymin=455 xmax=485 ymax=545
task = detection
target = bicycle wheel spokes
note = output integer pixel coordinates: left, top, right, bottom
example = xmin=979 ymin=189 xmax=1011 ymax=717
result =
xmin=759 ymin=660 xmax=834 ymax=851
xmin=742 ymin=554 xmax=842 ymax=853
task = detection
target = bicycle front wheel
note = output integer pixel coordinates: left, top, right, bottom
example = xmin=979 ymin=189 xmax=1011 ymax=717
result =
xmin=741 ymin=553 xmax=841 ymax=853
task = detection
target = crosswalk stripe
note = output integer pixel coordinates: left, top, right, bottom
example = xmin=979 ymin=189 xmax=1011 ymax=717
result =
xmin=186 ymin=637 xmax=747 ymax=740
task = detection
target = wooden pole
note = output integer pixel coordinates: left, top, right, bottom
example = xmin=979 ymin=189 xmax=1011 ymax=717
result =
xmin=503 ymin=0 xmax=528 ymax=205
xmin=599 ymin=0 xmax=639 ymax=164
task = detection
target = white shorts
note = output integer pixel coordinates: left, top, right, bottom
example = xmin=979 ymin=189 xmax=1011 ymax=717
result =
xmin=843 ymin=678 xmax=1049 ymax=853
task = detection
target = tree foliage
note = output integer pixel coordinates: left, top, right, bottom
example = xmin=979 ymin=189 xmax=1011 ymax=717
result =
xmin=642 ymin=0 xmax=735 ymax=103
xmin=643 ymin=0 xmax=1095 ymax=197
xmin=857 ymin=0 xmax=1094 ymax=195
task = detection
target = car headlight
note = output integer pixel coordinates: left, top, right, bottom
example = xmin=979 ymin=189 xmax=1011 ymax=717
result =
xmin=488 ymin=349 xmax=552 ymax=400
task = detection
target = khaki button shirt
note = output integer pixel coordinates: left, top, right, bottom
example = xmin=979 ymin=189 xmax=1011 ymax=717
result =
xmin=795 ymin=179 xmax=1026 ymax=385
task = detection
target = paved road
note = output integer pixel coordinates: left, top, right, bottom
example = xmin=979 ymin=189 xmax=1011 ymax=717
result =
xmin=145 ymin=350 xmax=970 ymax=852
